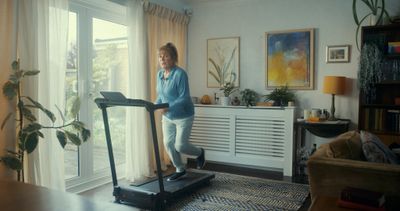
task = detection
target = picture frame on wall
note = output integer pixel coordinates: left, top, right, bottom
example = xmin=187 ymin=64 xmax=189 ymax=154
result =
xmin=265 ymin=28 xmax=314 ymax=90
xmin=207 ymin=37 xmax=240 ymax=88
xmin=326 ymin=45 xmax=351 ymax=63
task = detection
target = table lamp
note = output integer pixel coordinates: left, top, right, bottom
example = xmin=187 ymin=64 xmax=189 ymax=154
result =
xmin=323 ymin=76 xmax=346 ymax=121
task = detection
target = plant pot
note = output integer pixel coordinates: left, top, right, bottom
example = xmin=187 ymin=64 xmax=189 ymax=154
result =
xmin=220 ymin=96 xmax=231 ymax=106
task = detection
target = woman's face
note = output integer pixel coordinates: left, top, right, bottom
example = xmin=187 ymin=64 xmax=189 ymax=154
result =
xmin=158 ymin=50 xmax=175 ymax=70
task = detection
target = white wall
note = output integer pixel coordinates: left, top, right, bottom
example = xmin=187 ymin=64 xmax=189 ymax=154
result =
xmin=184 ymin=0 xmax=400 ymax=146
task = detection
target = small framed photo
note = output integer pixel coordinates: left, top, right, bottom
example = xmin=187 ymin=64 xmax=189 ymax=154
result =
xmin=326 ymin=45 xmax=350 ymax=63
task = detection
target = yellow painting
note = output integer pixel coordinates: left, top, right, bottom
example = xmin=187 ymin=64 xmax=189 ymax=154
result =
xmin=265 ymin=29 xmax=314 ymax=90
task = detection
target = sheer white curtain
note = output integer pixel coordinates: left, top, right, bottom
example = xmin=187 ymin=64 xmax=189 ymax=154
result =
xmin=18 ymin=0 xmax=68 ymax=189
xmin=125 ymin=0 xmax=154 ymax=181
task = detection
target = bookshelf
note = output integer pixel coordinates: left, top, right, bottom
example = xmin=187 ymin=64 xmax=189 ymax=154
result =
xmin=358 ymin=24 xmax=400 ymax=146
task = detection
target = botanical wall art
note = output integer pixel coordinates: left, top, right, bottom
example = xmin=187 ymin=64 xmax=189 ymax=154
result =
xmin=265 ymin=28 xmax=314 ymax=90
xmin=207 ymin=37 xmax=240 ymax=88
xmin=326 ymin=45 xmax=351 ymax=63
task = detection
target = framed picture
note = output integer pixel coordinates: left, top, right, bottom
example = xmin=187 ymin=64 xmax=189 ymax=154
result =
xmin=207 ymin=37 xmax=240 ymax=88
xmin=326 ymin=45 xmax=351 ymax=63
xmin=265 ymin=28 xmax=314 ymax=90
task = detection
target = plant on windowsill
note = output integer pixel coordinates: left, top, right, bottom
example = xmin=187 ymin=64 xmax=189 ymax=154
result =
xmin=0 ymin=60 xmax=91 ymax=182
xmin=263 ymin=85 xmax=296 ymax=106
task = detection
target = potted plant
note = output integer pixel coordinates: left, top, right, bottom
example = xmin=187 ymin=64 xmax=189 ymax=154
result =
xmin=358 ymin=43 xmax=384 ymax=103
xmin=240 ymin=89 xmax=258 ymax=107
xmin=263 ymin=85 xmax=296 ymax=106
xmin=352 ymin=0 xmax=391 ymax=50
xmin=0 ymin=60 xmax=90 ymax=181
xmin=219 ymin=82 xmax=238 ymax=106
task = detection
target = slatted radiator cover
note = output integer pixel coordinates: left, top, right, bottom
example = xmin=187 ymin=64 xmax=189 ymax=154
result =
xmin=189 ymin=105 xmax=295 ymax=176
xmin=235 ymin=116 xmax=285 ymax=158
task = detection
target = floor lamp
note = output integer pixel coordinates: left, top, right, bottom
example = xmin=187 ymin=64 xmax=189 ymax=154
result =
xmin=323 ymin=76 xmax=346 ymax=121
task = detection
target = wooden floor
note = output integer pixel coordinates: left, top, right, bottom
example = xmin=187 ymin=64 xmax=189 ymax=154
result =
xmin=79 ymin=160 xmax=311 ymax=210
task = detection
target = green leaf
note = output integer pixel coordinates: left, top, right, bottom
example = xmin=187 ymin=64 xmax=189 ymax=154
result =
xmin=21 ymin=107 xmax=37 ymax=122
xmin=25 ymin=97 xmax=56 ymax=123
xmin=352 ymin=0 xmax=360 ymax=25
xmin=41 ymin=108 xmax=56 ymax=123
xmin=1 ymin=112 xmax=13 ymax=130
xmin=23 ymin=70 xmax=40 ymax=76
xmin=0 ymin=155 xmax=22 ymax=170
xmin=25 ymin=96 xmax=44 ymax=109
xmin=37 ymin=130 xmax=44 ymax=138
xmin=22 ymin=123 xmax=42 ymax=133
xmin=9 ymin=75 xmax=19 ymax=84
xmin=375 ymin=0 xmax=385 ymax=25
xmin=65 ymin=131 xmax=81 ymax=146
xmin=72 ymin=121 xmax=85 ymax=131
xmin=2 ymin=81 xmax=18 ymax=100
xmin=6 ymin=150 xmax=19 ymax=155
xmin=11 ymin=60 xmax=19 ymax=71
xmin=56 ymin=130 xmax=67 ymax=148
xmin=25 ymin=132 xmax=39 ymax=153
xmin=81 ymin=128 xmax=91 ymax=142
xmin=69 ymin=97 xmax=81 ymax=118
xmin=18 ymin=131 xmax=28 ymax=151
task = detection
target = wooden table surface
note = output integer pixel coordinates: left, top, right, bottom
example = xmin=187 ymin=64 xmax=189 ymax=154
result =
xmin=0 ymin=180 xmax=137 ymax=211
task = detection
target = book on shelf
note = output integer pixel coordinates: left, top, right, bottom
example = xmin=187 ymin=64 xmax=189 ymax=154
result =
xmin=386 ymin=110 xmax=400 ymax=132
xmin=337 ymin=199 xmax=386 ymax=211
xmin=340 ymin=187 xmax=386 ymax=208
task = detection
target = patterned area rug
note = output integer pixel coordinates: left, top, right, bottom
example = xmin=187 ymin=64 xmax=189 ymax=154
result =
xmin=167 ymin=171 xmax=309 ymax=211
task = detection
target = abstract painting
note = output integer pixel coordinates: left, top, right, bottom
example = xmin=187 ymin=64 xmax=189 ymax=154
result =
xmin=265 ymin=29 xmax=314 ymax=90
xmin=207 ymin=37 xmax=240 ymax=88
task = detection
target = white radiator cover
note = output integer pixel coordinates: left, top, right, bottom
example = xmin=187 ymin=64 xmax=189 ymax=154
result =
xmin=190 ymin=105 xmax=295 ymax=176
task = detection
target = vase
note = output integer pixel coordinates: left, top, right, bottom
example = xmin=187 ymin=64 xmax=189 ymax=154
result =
xmin=220 ymin=96 xmax=231 ymax=106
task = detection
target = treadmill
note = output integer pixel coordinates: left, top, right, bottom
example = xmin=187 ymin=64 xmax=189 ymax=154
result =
xmin=95 ymin=91 xmax=215 ymax=210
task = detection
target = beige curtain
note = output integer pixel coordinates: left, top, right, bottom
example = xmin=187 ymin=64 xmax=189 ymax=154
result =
xmin=0 ymin=0 xmax=17 ymax=180
xmin=144 ymin=2 xmax=190 ymax=167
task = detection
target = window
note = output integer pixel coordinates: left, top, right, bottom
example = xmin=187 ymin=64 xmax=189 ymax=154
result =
xmin=65 ymin=0 xmax=128 ymax=192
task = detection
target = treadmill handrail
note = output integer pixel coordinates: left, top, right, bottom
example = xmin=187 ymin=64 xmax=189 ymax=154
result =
xmin=95 ymin=98 xmax=169 ymax=111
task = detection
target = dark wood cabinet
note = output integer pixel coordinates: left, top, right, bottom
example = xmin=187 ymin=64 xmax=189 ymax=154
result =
xmin=358 ymin=24 xmax=400 ymax=146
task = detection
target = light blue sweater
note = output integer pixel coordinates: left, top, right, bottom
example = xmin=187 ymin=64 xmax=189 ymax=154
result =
xmin=155 ymin=66 xmax=194 ymax=120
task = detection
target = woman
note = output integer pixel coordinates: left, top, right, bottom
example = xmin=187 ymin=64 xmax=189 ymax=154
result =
xmin=155 ymin=42 xmax=205 ymax=181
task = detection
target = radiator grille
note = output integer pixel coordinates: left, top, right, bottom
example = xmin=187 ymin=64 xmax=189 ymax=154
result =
xmin=235 ymin=117 xmax=285 ymax=158
xmin=190 ymin=115 xmax=230 ymax=152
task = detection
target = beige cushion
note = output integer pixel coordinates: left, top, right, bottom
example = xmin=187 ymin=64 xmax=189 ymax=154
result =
xmin=328 ymin=131 xmax=363 ymax=160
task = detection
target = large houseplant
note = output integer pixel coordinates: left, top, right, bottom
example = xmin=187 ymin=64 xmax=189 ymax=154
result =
xmin=1 ymin=60 xmax=90 ymax=181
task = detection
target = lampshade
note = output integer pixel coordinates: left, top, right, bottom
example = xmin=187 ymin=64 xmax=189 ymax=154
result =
xmin=323 ymin=76 xmax=346 ymax=95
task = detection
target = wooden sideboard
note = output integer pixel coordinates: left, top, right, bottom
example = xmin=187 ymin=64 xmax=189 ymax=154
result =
xmin=190 ymin=105 xmax=295 ymax=176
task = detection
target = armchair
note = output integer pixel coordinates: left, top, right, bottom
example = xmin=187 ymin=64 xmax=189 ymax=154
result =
xmin=307 ymin=131 xmax=400 ymax=202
